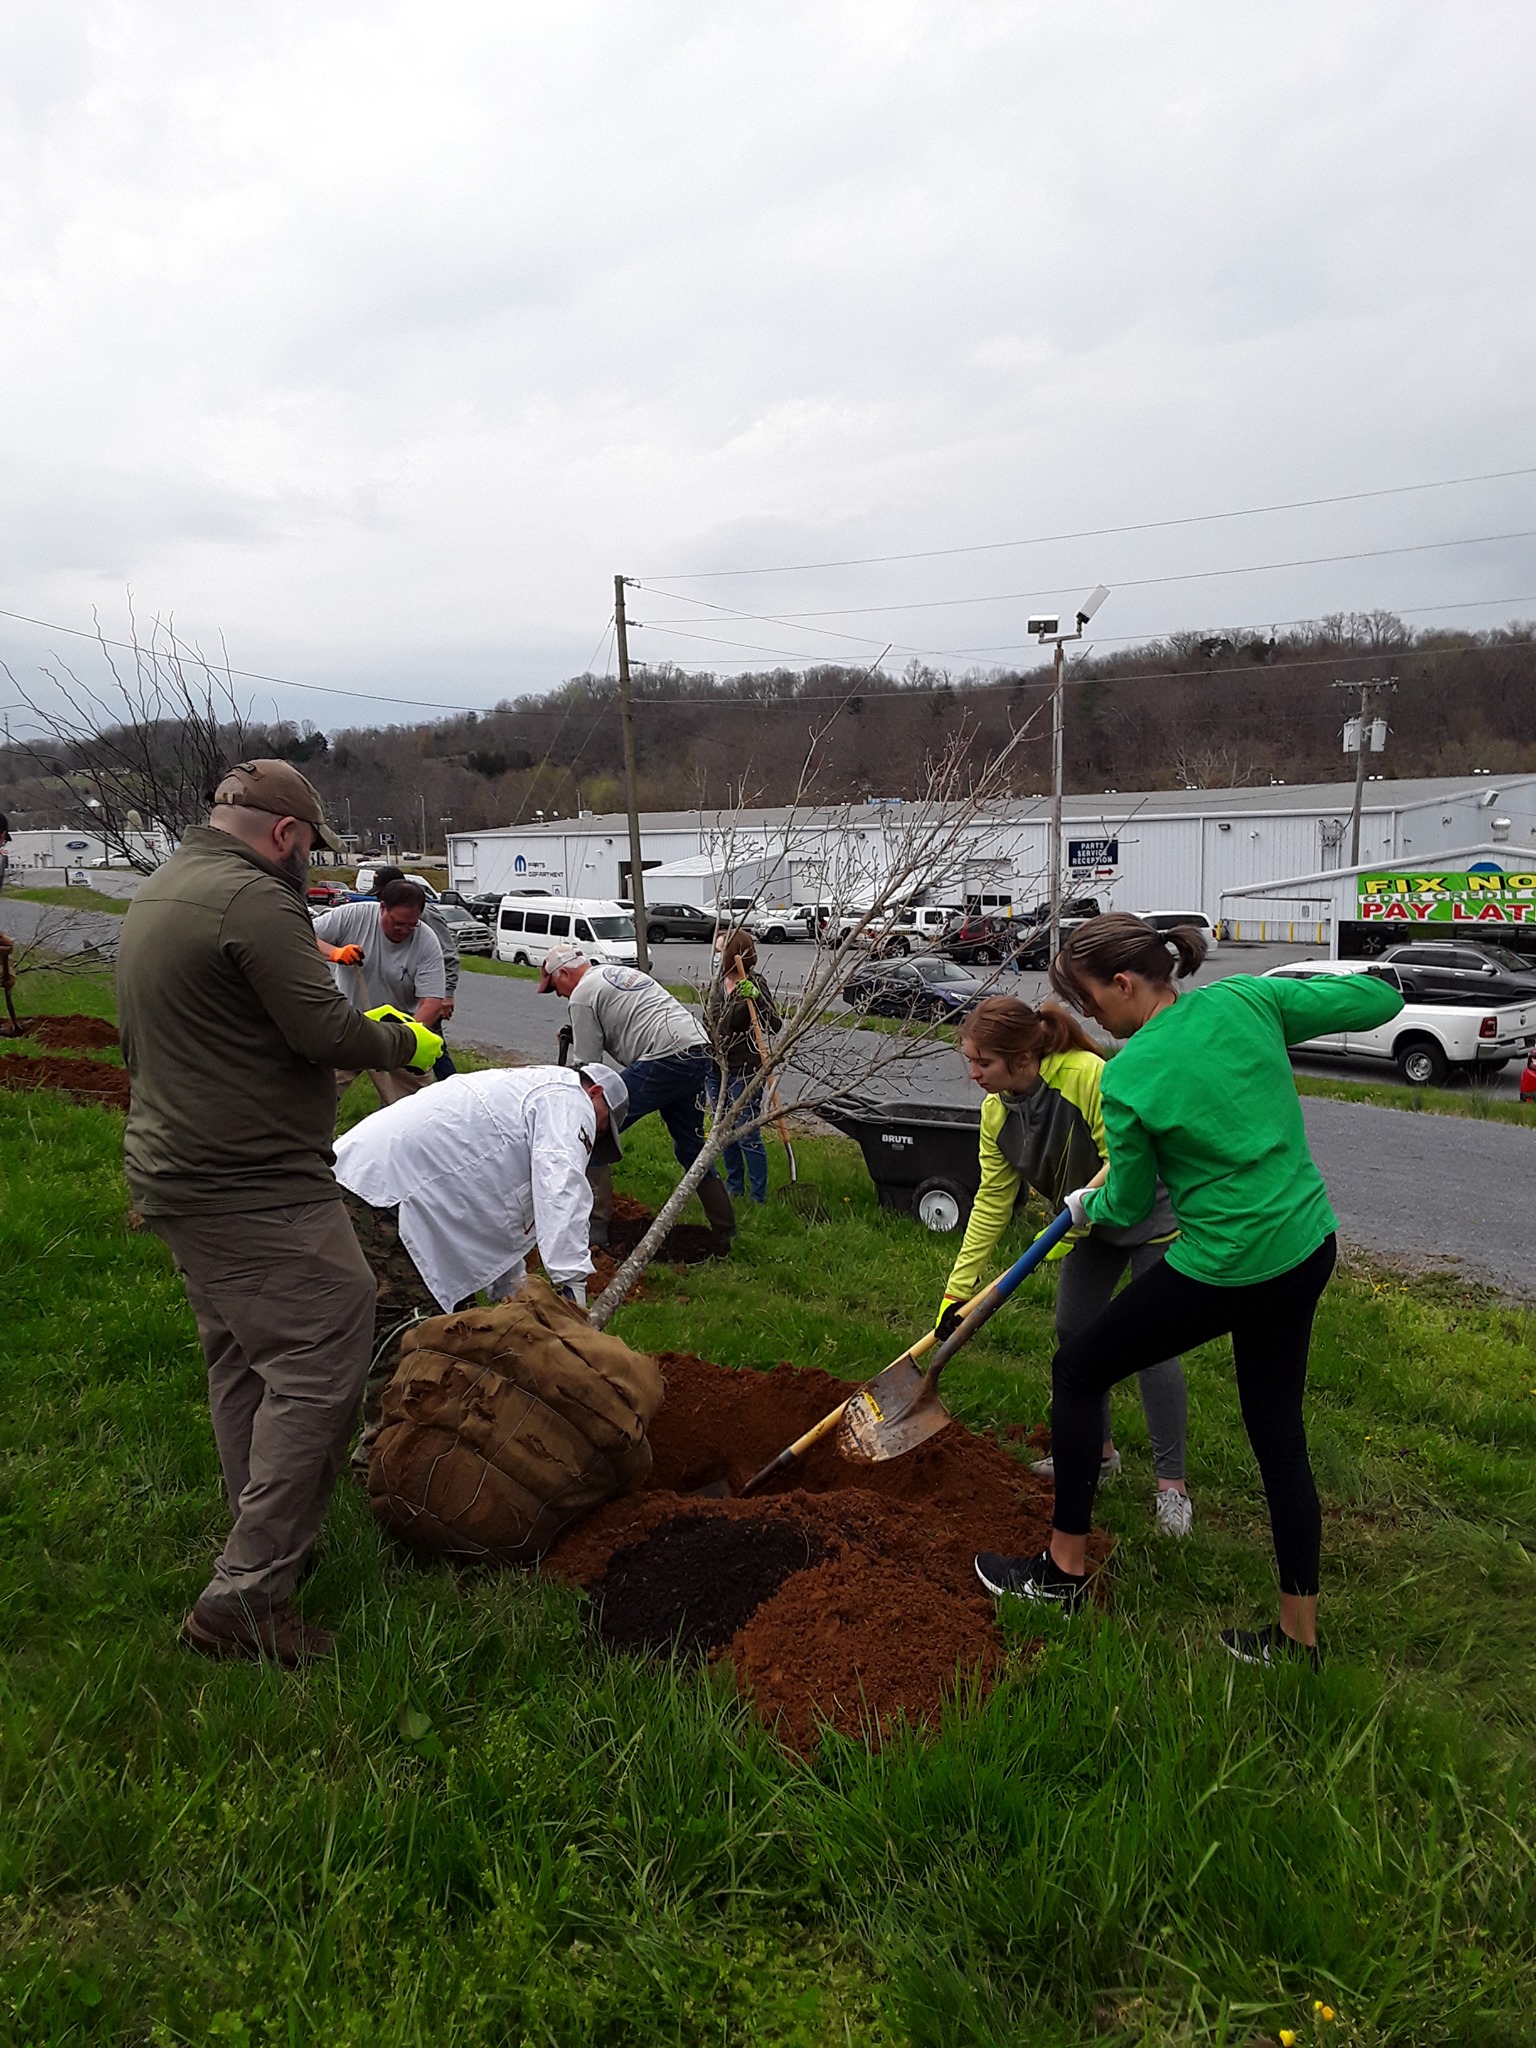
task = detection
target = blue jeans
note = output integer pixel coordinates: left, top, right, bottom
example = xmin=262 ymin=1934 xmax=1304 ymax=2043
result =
xmin=619 ymin=1047 xmax=721 ymax=1178
xmin=721 ymin=1075 xmax=768 ymax=1203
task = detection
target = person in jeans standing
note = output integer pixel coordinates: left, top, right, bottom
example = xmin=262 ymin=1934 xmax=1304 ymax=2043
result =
xmin=537 ymin=944 xmax=736 ymax=1249
xmin=973 ymin=914 xmax=1404 ymax=1666
xmin=115 ymin=761 xmax=442 ymax=1666
xmin=703 ymin=927 xmax=781 ymax=1206
xmin=937 ymin=995 xmax=1193 ymax=1537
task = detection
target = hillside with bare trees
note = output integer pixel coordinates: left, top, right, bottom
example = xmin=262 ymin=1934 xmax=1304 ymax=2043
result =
xmin=4 ymin=611 xmax=1532 ymax=851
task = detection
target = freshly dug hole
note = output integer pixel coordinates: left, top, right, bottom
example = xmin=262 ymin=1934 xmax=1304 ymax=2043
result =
xmin=544 ymin=1352 xmax=1103 ymax=1749
xmin=606 ymin=1191 xmax=718 ymax=1266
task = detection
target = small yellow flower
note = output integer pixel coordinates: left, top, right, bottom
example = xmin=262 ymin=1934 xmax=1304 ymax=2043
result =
xmin=1314 ymin=2002 xmax=1324 ymax=2013
xmin=1321 ymin=2008 xmax=1335 ymax=2023
xmin=1279 ymin=2032 xmax=1297 ymax=2046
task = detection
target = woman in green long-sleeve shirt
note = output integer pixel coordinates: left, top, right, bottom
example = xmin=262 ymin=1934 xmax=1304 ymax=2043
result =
xmin=974 ymin=914 xmax=1404 ymax=1666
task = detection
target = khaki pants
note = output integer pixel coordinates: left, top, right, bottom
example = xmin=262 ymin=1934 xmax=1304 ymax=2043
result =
xmin=152 ymin=1200 xmax=376 ymax=1619
xmin=335 ymin=1066 xmax=427 ymax=1109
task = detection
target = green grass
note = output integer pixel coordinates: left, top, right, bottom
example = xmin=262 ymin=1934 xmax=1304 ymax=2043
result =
xmin=6 ymin=885 xmax=130 ymax=915
xmin=1294 ymin=1071 xmax=1534 ymax=1125
xmin=1 ymin=1002 xmax=1534 ymax=2043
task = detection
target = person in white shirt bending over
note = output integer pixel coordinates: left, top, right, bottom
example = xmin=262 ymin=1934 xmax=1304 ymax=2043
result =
xmin=331 ymin=1060 xmax=628 ymax=1470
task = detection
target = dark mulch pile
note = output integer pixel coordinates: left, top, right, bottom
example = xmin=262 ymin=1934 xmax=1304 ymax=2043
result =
xmin=590 ymin=1512 xmax=827 ymax=1658
xmin=606 ymin=1191 xmax=718 ymax=1266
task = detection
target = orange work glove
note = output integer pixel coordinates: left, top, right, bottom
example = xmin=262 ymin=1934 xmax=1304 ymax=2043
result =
xmin=324 ymin=943 xmax=365 ymax=965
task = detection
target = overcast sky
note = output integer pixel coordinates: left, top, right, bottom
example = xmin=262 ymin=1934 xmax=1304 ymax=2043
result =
xmin=2 ymin=1 xmax=1532 ymax=734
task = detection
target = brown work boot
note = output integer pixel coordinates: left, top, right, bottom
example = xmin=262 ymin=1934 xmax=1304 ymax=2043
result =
xmin=181 ymin=1597 xmax=334 ymax=1667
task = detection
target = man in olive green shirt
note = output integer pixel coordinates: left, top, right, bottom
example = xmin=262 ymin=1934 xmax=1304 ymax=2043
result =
xmin=117 ymin=761 xmax=442 ymax=1666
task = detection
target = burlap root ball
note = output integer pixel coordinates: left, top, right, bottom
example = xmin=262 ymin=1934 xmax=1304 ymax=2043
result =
xmin=368 ymin=1275 xmax=664 ymax=1563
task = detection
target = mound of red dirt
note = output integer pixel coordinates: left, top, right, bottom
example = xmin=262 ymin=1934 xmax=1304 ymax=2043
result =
xmin=0 ymin=1052 xmax=130 ymax=1110
xmin=544 ymin=1351 xmax=1106 ymax=1750
xmin=12 ymin=1014 xmax=120 ymax=1050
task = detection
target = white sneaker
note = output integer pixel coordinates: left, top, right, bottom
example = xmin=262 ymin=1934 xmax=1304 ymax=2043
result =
xmin=1028 ymin=1448 xmax=1122 ymax=1484
xmin=1154 ymin=1488 xmax=1194 ymax=1538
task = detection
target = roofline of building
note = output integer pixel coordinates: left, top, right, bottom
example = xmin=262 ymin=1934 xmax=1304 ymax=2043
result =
xmin=453 ymin=774 xmax=1535 ymax=841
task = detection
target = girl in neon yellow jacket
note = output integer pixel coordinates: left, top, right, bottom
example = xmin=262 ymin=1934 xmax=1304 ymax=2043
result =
xmin=937 ymin=996 xmax=1193 ymax=1534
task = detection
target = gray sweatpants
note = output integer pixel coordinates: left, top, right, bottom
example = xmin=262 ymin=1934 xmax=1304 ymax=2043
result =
xmin=1054 ymin=1235 xmax=1188 ymax=1482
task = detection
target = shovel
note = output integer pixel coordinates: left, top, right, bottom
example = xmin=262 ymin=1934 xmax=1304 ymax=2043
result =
xmin=837 ymin=1206 xmax=1077 ymax=1462
xmin=734 ymin=1275 xmax=994 ymax=1497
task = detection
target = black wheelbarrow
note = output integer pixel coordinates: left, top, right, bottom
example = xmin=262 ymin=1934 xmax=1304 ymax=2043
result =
xmin=819 ymin=1093 xmax=982 ymax=1232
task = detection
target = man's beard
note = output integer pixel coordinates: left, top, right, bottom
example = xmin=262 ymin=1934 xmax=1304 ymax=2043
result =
xmin=276 ymin=843 xmax=310 ymax=886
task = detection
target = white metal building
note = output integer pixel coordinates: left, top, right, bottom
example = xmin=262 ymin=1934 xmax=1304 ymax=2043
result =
xmin=447 ymin=773 xmax=1536 ymax=929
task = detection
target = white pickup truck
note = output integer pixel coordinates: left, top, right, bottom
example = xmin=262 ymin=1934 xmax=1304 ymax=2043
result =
xmin=1264 ymin=959 xmax=1536 ymax=1086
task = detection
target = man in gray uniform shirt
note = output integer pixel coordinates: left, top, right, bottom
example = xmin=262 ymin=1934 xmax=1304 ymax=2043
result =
xmin=537 ymin=943 xmax=735 ymax=1247
xmin=314 ymin=881 xmax=446 ymax=1104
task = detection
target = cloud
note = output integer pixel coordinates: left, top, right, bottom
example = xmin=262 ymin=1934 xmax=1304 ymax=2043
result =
xmin=0 ymin=0 xmax=1532 ymax=731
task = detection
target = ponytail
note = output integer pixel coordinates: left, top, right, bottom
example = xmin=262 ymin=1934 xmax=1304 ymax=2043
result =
xmin=960 ymin=994 xmax=1100 ymax=1066
xmin=1049 ymin=912 xmax=1207 ymax=1012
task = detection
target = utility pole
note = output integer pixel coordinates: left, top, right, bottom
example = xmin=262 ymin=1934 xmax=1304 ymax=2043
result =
xmin=1333 ymin=675 xmax=1398 ymax=865
xmin=1031 ymin=585 xmax=1110 ymax=960
xmin=614 ymin=574 xmax=650 ymax=971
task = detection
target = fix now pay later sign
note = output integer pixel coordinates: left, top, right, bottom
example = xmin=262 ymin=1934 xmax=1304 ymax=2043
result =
xmin=1357 ymin=870 xmax=1536 ymax=924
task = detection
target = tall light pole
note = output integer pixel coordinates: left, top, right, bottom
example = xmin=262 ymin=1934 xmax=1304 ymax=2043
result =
xmin=614 ymin=574 xmax=650 ymax=971
xmin=1030 ymin=585 xmax=1109 ymax=960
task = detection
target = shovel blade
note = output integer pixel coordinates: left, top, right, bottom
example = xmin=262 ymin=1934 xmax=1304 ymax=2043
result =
xmin=836 ymin=1357 xmax=953 ymax=1462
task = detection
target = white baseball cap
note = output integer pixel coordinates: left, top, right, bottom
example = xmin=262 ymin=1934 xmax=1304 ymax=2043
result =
xmin=537 ymin=941 xmax=590 ymax=992
xmin=577 ymin=1060 xmax=628 ymax=1164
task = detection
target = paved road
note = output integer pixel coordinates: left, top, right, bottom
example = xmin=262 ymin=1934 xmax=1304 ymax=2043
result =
xmin=9 ymin=895 xmax=1531 ymax=1294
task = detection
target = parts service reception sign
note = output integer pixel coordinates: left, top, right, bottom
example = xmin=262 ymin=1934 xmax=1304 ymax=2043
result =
xmin=1357 ymin=869 xmax=1536 ymax=928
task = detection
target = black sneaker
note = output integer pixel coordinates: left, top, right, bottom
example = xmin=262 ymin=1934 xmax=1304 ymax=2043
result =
xmin=1219 ymin=1622 xmax=1321 ymax=1671
xmin=974 ymin=1547 xmax=1088 ymax=1612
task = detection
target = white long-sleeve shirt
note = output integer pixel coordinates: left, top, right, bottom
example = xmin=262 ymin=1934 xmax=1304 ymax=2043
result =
xmin=332 ymin=1066 xmax=595 ymax=1309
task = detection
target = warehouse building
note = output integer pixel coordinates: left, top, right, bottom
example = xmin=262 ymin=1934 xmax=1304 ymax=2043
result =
xmin=447 ymin=772 xmax=1536 ymax=935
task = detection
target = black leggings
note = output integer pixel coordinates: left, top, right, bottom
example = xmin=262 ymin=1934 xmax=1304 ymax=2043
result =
xmin=1050 ymin=1235 xmax=1337 ymax=1595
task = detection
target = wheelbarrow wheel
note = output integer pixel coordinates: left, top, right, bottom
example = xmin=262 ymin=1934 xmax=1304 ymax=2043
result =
xmin=913 ymin=1176 xmax=969 ymax=1233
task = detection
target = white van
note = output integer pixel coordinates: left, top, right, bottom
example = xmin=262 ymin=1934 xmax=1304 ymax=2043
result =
xmin=494 ymin=895 xmax=637 ymax=968
xmin=353 ymin=866 xmax=440 ymax=900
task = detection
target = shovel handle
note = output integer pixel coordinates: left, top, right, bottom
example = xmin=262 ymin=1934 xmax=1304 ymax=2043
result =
xmin=919 ymin=1205 xmax=1078 ymax=1386
xmin=737 ymin=1274 xmax=991 ymax=1496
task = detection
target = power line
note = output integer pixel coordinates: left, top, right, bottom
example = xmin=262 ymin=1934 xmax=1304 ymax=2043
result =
xmin=641 ymin=463 xmax=1536 ymax=579
xmin=635 ymin=527 xmax=1536 ymax=639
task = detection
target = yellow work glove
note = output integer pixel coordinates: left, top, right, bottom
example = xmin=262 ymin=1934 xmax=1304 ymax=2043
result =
xmin=364 ymin=1003 xmax=444 ymax=1073
xmin=324 ymin=943 xmax=365 ymax=965
xmin=935 ymin=1296 xmax=966 ymax=1341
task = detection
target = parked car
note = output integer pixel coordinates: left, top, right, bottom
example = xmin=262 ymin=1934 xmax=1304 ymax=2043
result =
xmin=936 ymin=913 xmax=1016 ymax=966
xmin=866 ymin=904 xmax=966 ymax=956
xmin=1129 ymin=909 xmax=1220 ymax=954
xmin=305 ymin=880 xmax=352 ymax=908
xmin=352 ymin=866 xmax=440 ymax=900
xmin=643 ymin=902 xmax=720 ymax=944
xmin=435 ymin=902 xmax=493 ymax=956
xmin=1376 ymin=941 xmax=1536 ymax=1001
xmin=841 ymin=954 xmax=986 ymax=1022
xmin=746 ymin=906 xmax=814 ymax=943
xmin=1264 ymin=959 xmax=1536 ymax=1086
